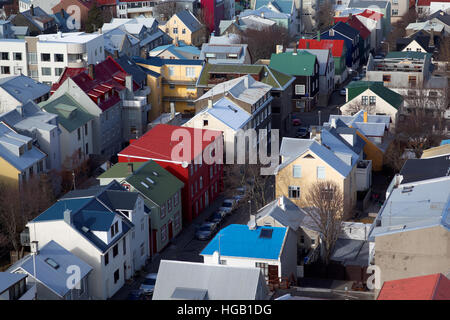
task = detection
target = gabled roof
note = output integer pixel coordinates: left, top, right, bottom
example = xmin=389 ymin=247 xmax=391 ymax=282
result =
xmin=150 ymin=42 xmax=200 ymax=59
xmin=0 ymin=75 xmax=50 ymax=104
xmin=399 ymin=155 xmax=450 ymax=184
xmin=18 ymin=6 xmax=55 ymax=31
xmin=429 ymin=10 xmax=450 ymax=26
xmin=378 ymin=274 xmax=450 ymax=300
xmin=133 ymin=56 xmax=203 ymax=67
xmin=152 ymin=260 xmax=268 ymax=300
xmin=0 ymin=273 xmax=26 ymax=294
xmin=297 ymin=49 xmax=331 ymax=75
xmin=298 ymin=39 xmax=346 ymax=58
xmin=330 ymin=21 xmax=360 ymax=40
xmin=269 ymin=51 xmax=316 ymax=76
xmin=357 ymin=9 xmax=384 ymax=21
xmin=174 ymin=10 xmax=202 ymax=33
xmin=118 ymin=124 xmax=222 ymax=163
xmin=39 ymin=93 xmax=94 ymax=133
xmin=254 ymin=0 xmax=295 ymax=14
xmin=201 ymin=224 xmax=288 ymax=260
xmin=346 ymin=81 xmax=403 ymax=109
xmin=8 ymin=240 xmax=92 ymax=298
xmin=254 ymin=196 xmax=307 ymax=231
xmin=240 ymin=6 xmax=290 ymax=19
xmin=114 ymin=55 xmax=148 ymax=85
xmin=421 ymin=144 xmax=450 ymax=159
xmin=346 ymin=15 xmax=371 ymax=40
xmin=348 ymin=0 xmax=390 ymax=9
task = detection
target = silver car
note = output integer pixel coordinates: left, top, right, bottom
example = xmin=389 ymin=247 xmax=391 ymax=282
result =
xmin=219 ymin=199 xmax=236 ymax=215
xmin=139 ymin=273 xmax=157 ymax=295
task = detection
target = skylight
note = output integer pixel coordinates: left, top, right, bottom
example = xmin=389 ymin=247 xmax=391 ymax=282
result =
xmin=146 ymin=177 xmax=155 ymax=184
xmin=259 ymin=228 xmax=273 ymax=239
xmin=45 ymin=258 xmax=59 ymax=269
xmin=141 ymin=181 xmax=149 ymax=188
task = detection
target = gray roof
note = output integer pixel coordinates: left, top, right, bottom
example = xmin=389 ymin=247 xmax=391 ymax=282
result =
xmin=399 ymin=155 xmax=450 ymax=184
xmin=152 ymin=260 xmax=268 ymax=300
xmin=348 ymin=0 xmax=390 ymax=9
xmin=0 ymin=272 xmax=26 ymax=294
xmin=254 ymin=196 xmax=307 ymax=231
xmin=276 ymin=138 xmax=352 ymax=177
xmin=429 ymin=10 xmax=450 ymax=26
xmin=115 ymin=55 xmax=148 ymax=85
xmin=297 ymin=49 xmax=331 ymax=75
xmin=368 ymin=177 xmax=450 ymax=241
xmin=8 ymin=240 xmax=92 ymax=298
xmin=200 ymin=43 xmax=250 ymax=64
xmin=0 ymin=75 xmax=50 ymax=105
xmin=330 ymin=239 xmax=370 ymax=267
xmin=175 ymin=10 xmax=202 ymax=33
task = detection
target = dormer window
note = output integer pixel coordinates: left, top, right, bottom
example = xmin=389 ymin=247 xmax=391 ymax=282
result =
xmin=110 ymin=221 xmax=119 ymax=238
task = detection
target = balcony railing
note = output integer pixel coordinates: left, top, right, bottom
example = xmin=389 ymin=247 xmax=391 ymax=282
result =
xmin=123 ymin=96 xmax=148 ymax=108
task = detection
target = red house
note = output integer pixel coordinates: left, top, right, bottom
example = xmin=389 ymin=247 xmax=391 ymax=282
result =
xmin=201 ymin=0 xmax=225 ymax=35
xmin=118 ymin=124 xmax=224 ymax=224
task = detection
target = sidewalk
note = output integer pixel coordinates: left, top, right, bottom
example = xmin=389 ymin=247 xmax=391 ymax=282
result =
xmin=110 ymin=193 xmax=225 ymax=300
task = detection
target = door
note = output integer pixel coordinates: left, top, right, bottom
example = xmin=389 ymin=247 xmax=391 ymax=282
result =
xmin=168 ymin=220 xmax=173 ymax=240
xmin=152 ymin=229 xmax=157 ymax=254
xmin=268 ymin=265 xmax=279 ymax=282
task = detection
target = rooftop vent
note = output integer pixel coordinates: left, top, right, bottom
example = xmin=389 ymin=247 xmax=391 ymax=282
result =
xmin=152 ymin=171 xmax=159 ymax=176
xmin=259 ymin=228 xmax=273 ymax=239
xmin=146 ymin=177 xmax=155 ymax=184
xmin=401 ymin=186 xmax=414 ymax=193
xmin=141 ymin=181 xmax=149 ymax=188
xmin=45 ymin=258 xmax=59 ymax=269
xmin=227 ymin=105 xmax=238 ymax=113
xmin=81 ymin=226 xmax=90 ymax=233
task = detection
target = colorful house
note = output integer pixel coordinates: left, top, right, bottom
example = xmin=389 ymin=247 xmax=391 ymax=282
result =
xmin=118 ymin=124 xmax=224 ymax=224
xmin=98 ymin=160 xmax=184 ymax=254
xmin=201 ymin=0 xmax=225 ymax=34
xmin=159 ymin=10 xmax=205 ymax=46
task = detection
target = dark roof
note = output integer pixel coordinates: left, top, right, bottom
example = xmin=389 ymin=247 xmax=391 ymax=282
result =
xmin=329 ymin=125 xmax=366 ymax=155
xmin=396 ymin=30 xmax=440 ymax=53
xmin=175 ymin=10 xmax=202 ymax=33
xmin=115 ymin=55 xmax=147 ymax=85
xmin=399 ymin=155 xmax=450 ymax=184
xmin=331 ymin=21 xmax=360 ymax=40
xmin=429 ymin=10 xmax=450 ymax=26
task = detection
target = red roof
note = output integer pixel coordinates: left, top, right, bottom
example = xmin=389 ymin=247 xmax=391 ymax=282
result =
xmin=298 ymin=39 xmax=345 ymax=58
xmin=347 ymin=16 xmax=371 ymax=40
xmin=118 ymin=124 xmax=223 ymax=163
xmin=357 ymin=9 xmax=384 ymax=21
xmin=96 ymin=0 xmax=117 ymax=5
xmin=377 ymin=274 xmax=450 ymax=300
xmin=417 ymin=0 xmax=431 ymax=5
xmin=334 ymin=17 xmax=350 ymax=23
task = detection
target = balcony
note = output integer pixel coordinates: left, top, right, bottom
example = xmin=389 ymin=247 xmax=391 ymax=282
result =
xmin=356 ymin=160 xmax=372 ymax=192
xmin=123 ymin=96 xmax=148 ymax=108
xmin=163 ymin=94 xmax=197 ymax=102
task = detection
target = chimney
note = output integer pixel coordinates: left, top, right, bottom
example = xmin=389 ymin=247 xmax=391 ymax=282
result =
xmin=306 ymin=41 xmax=310 ymax=49
xmin=98 ymin=28 xmax=102 ymax=35
xmin=235 ymin=16 xmax=239 ymax=24
xmin=170 ymin=102 xmax=176 ymax=119
xmin=331 ymin=118 xmax=337 ymax=128
xmin=207 ymin=99 xmax=213 ymax=109
xmin=125 ymin=75 xmax=134 ymax=97
xmin=30 ymin=241 xmax=39 ymax=255
xmin=276 ymin=44 xmax=283 ymax=54
xmin=30 ymin=4 xmax=34 ymax=16
xmin=261 ymin=12 xmax=265 ymax=19
xmin=16 ymin=105 xmax=24 ymax=117
xmin=57 ymin=31 xmax=62 ymax=39
xmin=330 ymin=29 xmax=335 ymax=37
xmin=293 ymin=45 xmax=297 ymax=55
xmin=127 ymin=162 xmax=134 ymax=174
xmin=278 ymin=196 xmax=285 ymax=210
xmin=212 ymin=251 xmax=220 ymax=264
xmin=88 ymin=64 xmax=95 ymax=79
xmin=114 ymin=50 xmax=119 ymax=59
xmin=64 ymin=209 xmax=73 ymax=225
xmin=363 ymin=111 xmax=368 ymax=123
xmin=248 ymin=214 xmax=257 ymax=230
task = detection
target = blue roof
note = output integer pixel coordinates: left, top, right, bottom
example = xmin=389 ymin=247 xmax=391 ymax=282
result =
xmin=151 ymin=43 xmax=201 ymax=59
xmin=133 ymin=56 xmax=203 ymax=66
xmin=254 ymin=0 xmax=294 ymax=14
xmin=0 ymin=272 xmax=26 ymax=294
xmin=33 ymin=198 xmax=92 ymax=222
xmin=201 ymin=224 xmax=287 ymax=260
xmin=200 ymin=97 xmax=251 ymax=131
xmin=441 ymin=139 xmax=450 ymax=146
xmin=331 ymin=21 xmax=360 ymax=39
xmin=0 ymin=75 xmax=50 ymax=104
xmin=8 ymin=240 xmax=92 ymax=298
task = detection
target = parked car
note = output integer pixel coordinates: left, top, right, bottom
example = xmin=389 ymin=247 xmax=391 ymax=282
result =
xmin=195 ymin=222 xmax=218 ymax=240
xmin=207 ymin=211 xmax=224 ymax=225
xmin=139 ymin=273 xmax=158 ymax=295
xmin=295 ymin=127 xmax=309 ymax=138
xmin=292 ymin=118 xmax=302 ymax=126
xmin=233 ymin=187 xmax=247 ymax=202
xmin=219 ymin=199 xmax=236 ymax=215
xmin=127 ymin=289 xmax=144 ymax=300
xmin=339 ymin=89 xmax=346 ymax=96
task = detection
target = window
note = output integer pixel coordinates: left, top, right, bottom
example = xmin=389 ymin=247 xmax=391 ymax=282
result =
xmin=140 ymin=243 xmax=145 ymax=256
xmin=55 ymin=68 xmax=64 ymax=76
xmin=362 ymin=96 xmax=368 ymax=105
xmin=13 ymin=52 xmax=22 ymax=61
xmin=114 ymin=269 xmax=120 ymax=283
xmin=161 ymin=224 xmax=168 ymax=243
xmin=255 ymin=262 xmax=268 ymax=279
xmin=293 ymin=165 xmax=302 ymax=178
xmin=77 ymin=128 xmax=81 ymax=140
xmin=173 ymin=28 xmax=178 ymax=34
xmin=186 ymin=67 xmax=195 ymax=78
xmin=408 ymin=76 xmax=417 ymax=88
xmin=160 ymin=204 xmax=166 ymax=219
xmin=113 ymin=244 xmax=119 ymax=257
xmin=199 ymin=176 xmax=203 ymax=189
xmin=168 ymin=66 xmax=175 ymax=76
xmin=369 ymin=96 xmax=376 ymax=105
xmin=174 ymin=211 xmax=181 ymax=231
xmin=41 ymin=53 xmax=51 ymax=62
xmin=123 ymin=238 xmax=126 ymax=255
xmin=182 ymin=28 xmax=186 ymax=34
xmin=1 ymin=52 xmax=9 ymax=60
xmin=54 ymin=54 xmax=64 ymax=62
xmin=392 ymin=9 xmax=398 ymax=15
xmin=110 ymin=221 xmax=119 ymax=237
xmin=382 ymin=74 xmax=391 ymax=82
xmin=84 ymin=123 xmax=88 ymax=135
xmin=191 ymin=185 xmax=194 ymax=198
xmin=317 ymin=166 xmax=326 ymax=179
xmin=288 ymin=186 xmax=300 ymax=198
xmin=174 ymin=191 xmax=179 ymax=207
xmin=295 ymin=85 xmax=305 ymax=95
xmin=41 ymin=67 xmax=51 ymax=76
xmin=168 ymin=197 xmax=172 ymax=212
xmin=1 ymin=66 xmax=10 ymax=74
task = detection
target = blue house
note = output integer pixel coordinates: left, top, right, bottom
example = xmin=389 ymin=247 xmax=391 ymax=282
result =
xmin=318 ymin=22 xmax=361 ymax=70
xmin=200 ymin=224 xmax=297 ymax=283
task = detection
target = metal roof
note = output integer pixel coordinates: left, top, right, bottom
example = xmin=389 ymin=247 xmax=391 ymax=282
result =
xmin=330 ymin=238 xmax=369 ymax=266
xmin=400 ymin=155 xmax=450 ymax=184
xmin=0 ymin=272 xmax=26 ymax=294
xmin=174 ymin=10 xmax=202 ymax=33
xmin=153 ymin=260 xmax=268 ymax=300
xmin=0 ymin=75 xmax=50 ymax=105
xmin=254 ymin=196 xmax=307 ymax=231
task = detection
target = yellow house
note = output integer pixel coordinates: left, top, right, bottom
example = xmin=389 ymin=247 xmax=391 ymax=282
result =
xmin=0 ymin=122 xmax=47 ymax=188
xmin=135 ymin=57 xmax=204 ymax=114
xmin=142 ymin=68 xmax=163 ymax=122
xmin=357 ymin=131 xmax=384 ymax=171
xmin=159 ymin=10 xmax=205 ymax=47
xmin=275 ymin=138 xmax=357 ymax=217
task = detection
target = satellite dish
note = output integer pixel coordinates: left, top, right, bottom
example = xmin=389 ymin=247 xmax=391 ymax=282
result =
xmin=181 ymin=161 xmax=188 ymax=168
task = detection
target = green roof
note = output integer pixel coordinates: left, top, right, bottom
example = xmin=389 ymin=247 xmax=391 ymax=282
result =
xmin=347 ymin=81 xmax=404 ymax=109
xmin=269 ymin=51 xmax=317 ymax=76
xmin=39 ymin=93 xmax=94 ymax=133
xmin=98 ymin=162 xmax=146 ymax=179
xmin=197 ymin=63 xmax=294 ymax=90
xmin=385 ymin=51 xmax=431 ymax=60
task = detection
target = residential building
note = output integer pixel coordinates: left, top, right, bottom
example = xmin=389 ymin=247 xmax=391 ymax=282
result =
xmin=200 ymin=43 xmax=252 ymax=64
xmin=116 ymin=0 xmax=155 ymax=18
xmin=134 ymin=56 xmax=203 ymax=114
xmin=52 ymin=0 xmax=98 ymax=27
xmin=10 ymin=5 xmax=58 ymax=36
xmin=0 ymin=75 xmax=50 ymax=111
xmin=118 ymin=124 xmax=224 ymax=224
xmin=251 ymin=0 xmax=302 ymax=36
xmin=269 ymin=49 xmax=319 ymax=112
xmin=159 ymin=10 xmax=205 ymax=46
xmin=0 ymin=121 xmax=47 ymax=187
xmin=8 ymin=240 xmax=92 ymax=300
xmin=193 ymin=75 xmax=273 ymax=142
xmin=150 ymin=41 xmax=201 ymax=60
xmin=428 ymin=10 xmax=450 ymax=36
xmin=0 ymin=32 xmax=105 ymax=83
xmin=19 ymin=0 xmax=61 ymax=15
xmin=239 ymin=7 xmax=292 ymax=35
xmin=396 ymin=30 xmax=441 ymax=54
xmin=416 ymin=0 xmax=450 ymax=16
xmin=347 ymin=0 xmax=391 ymax=38
xmin=0 ymin=272 xmax=35 ymax=300
xmin=98 ymin=160 xmax=184 ymax=255
xmin=421 ymin=144 xmax=450 ymax=158
xmin=153 ymin=260 xmax=269 ymax=300
xmin=345 ymin=14 xmax=372 ymax=64
xmin=26 ymin=181 xmax=149 ymax=300
xmin=355 ymin=9 xmax=384 ymax=52
xmin=405 ymin=20 xmax=445 ymax=36
xmin=368 ymin=172 xmax=450 ymax=287
xmin=102 ymin=28 xmax=141 ymax=59
xmin=377 ymin=273 xmax=450 ymax=300
xmin=133 ymin=60 xmax=163 ymax=122
xmin=39 ymin=93 xmax=94 ymax=168
xmin=298 ymin=39 xmax=348 ymax=86
xmin=196 ymin=63 xmax=294 ymax=137
xmin=0 ymin=100 xmax=61 ymax=171
xmin=200 ymin=0 xmax=225 ymax=34
xmin=0 ymin=20 xmax=17 ymax=39
xmin=201 ymin=224 xmax=298 ymax=284
xmin=219 ymin=14 xmax=277 ymax=36
xmin=340 ymin=81 xmax=403 ymax=129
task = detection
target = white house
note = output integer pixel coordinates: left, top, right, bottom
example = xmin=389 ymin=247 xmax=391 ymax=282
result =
xmin=26 ymin=181 xmax=150 ymax=300
xmin=200 ymin=224 xmax=297 ymax=283
xmin=0 ymin=75 xmax=50 ymax=112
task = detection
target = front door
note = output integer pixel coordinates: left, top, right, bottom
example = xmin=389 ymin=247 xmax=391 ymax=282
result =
xmin=268 ymin=265 xmax=279 ymax=282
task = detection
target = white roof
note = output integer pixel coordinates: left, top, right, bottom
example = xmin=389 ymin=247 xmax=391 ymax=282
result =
xmin=37 ymin=32 xmax=103 ymax=44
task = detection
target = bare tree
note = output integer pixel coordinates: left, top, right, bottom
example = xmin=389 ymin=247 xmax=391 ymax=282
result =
xmin=384 ymin=139 xmax=408 ymax=172
xmin=316 ymin=0 xmax=334 ymax=33
xmin=59 ymin=151 xmax=92 ymax=194
xmin=345 ymin=99 xmax=377 ymax=115
xmin=239 ymin=25 xmax=294 ymax=63
xmin=155 ymin=1 xmax=178 ymax=21
xmin=387 ymin=8 xmax=419 ymax=50
xmin=303 ymin=180 xmax=344 ymax=265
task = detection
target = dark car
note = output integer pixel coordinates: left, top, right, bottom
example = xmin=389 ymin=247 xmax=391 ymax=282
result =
xmin=295 ymin=127 xmax=309 ymax=138
xmin=207 ymin=211 xmax=224 ymax=225
xmin=195 ymin=222 xmax=218 ymax=240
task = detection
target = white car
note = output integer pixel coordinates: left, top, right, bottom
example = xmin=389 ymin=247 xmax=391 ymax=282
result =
xmin=219 ymin=199 xmax=236 ymax=214
xmin=139 ymin=273 xmax=157 ymax=295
